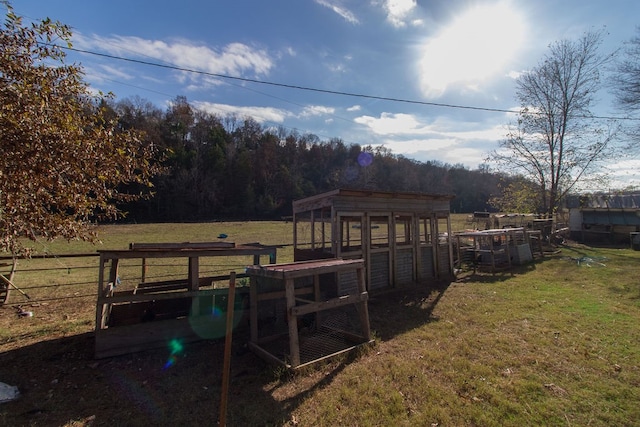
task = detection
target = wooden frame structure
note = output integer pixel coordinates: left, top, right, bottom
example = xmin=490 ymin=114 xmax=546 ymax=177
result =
xmin=95 ymin=242 xmax=276 ymax=358
xmin=292 ymin=189 xmax=455 ymax=291
xmin=455 ymin=228 xmax=542 ymax=273
xmin=245 ymin=258 xmax=372 ymax=369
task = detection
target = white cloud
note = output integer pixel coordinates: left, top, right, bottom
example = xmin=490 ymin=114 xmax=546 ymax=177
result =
xmin=506 ymin=70 xmax=523 ymax=80
xmin=300 ymin=105 xmax=336 ymax=118
xmin=354 ymin=112 xmax=434 ymax=135
xmin=314 ymin=0 xmax=359 ymax=24
xmin=352 ymin=111 xmax=509 ymax=168
xmin=374 ymin=137 xmax=459 ymax=153
xmin=327 ymin=63 xmax=347 ymax=73
xmin=192 ymin=101 xmax=289 ymax=123
xmin=74 ymin=33 xmax=274 ymax=77
xmin=384 ymin=0 xmax=417 ymax=28
xmin=447 ymin=125 xmax=508 ymax=142
xmin=347 ymin=105 xmax=362 ymax=112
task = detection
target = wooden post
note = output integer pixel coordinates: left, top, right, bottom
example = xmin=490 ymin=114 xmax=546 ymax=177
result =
xmin=250 ymin=275 xmax=258 ymax=343
xmin=189 ymin=256 xmax=199 ymax=315
xmin=219 ymin=272 xmax=236 ymax=427
xmin=310 ymin=209 xmax=316 ymax=250
xmin=313 ymin=273 xmax=321 ymax=330
xmin=446 ymin=214 xmax=454 ymax=277
xmin=96 ymin=255 xmax=106 ymax=332
xmin=356 ymin=266 xmax=371 ymax=341
xmin=141 ymin=258 xmax=147 ymax=283
xmin=285 ymin=278 xmax=300 ymax=367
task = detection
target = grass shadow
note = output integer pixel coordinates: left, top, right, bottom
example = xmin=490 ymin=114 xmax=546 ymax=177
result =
xmin=454 ymin=260 xmax=540 ymax=284
xmin=367 ymin=281 xmax=450 ymax=342
xmin=0 ymin=328 xmax=343 ymax=426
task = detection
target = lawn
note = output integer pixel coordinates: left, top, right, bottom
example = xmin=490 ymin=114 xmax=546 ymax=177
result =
xmin=0 ymin=219 xmax=639 ymax=426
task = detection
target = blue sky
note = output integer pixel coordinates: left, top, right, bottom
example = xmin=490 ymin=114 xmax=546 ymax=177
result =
xmin=10 ymin=0 xmax=640 ymax=188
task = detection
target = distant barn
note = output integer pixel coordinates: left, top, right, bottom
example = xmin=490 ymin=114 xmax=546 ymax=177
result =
xmin=292 ymin=189 xmax=455 ymax=291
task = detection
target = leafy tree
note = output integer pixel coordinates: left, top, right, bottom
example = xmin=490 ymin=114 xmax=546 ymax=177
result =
xmin=0 ymin=4 xmax=160 ymax=262
xmin=489 ymin=176 xmax=541 ymax=213
xmin=490 ymin=30 xmax=618 ymax=217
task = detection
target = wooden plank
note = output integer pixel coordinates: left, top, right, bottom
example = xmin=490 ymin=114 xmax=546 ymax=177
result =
xmin=129 ymin=241 xmax=236 ymax=250
xmin=136 ymin=274 xmax=248 ymax=290
xmin=291 ymin=293 xmax=368 ymax=316
xmin=133 ymin=282 xmax=188 ymax=294
xmin=246 ymin=259 xmax=364 ymax=280
xmin=291 ymin=341 xmax=374 ymax=370
xmin=247 ymin=342 xmax=289 ymax=368
xmin=98 ymin=246 xmax=276 ymax=260
xmin=97 ymin=287 xmax=250 ymax=304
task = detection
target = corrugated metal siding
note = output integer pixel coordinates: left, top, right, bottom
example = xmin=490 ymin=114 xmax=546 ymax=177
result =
xmin=370 ymin=252 xmax=390 ymax=290
xmin=437 ymin=244 xmax=451 ymax=276
xmin=583 ymin=210 xmax=640 ymax=226
xmin=338 ymin=270 xmax=358 ymax=295
xmin=396 ymin=248 xmax=414 ymax=284
xmin=566 ymin=194 xmax=640 ymax=209
xmin=421 ymin=246 xmax=435 ymax=278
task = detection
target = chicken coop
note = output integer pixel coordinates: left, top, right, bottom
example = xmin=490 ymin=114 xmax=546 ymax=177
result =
xmin=245 ymin=258 xmax=372 ymax=369
xmin=292 ymin=189 xmax=455 ymax=291
xmin=455 ymin=227 xmax=543 ymax=273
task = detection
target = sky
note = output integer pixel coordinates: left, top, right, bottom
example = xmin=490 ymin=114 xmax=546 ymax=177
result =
xmin=9 ymin=0 xmax=640 ymax=188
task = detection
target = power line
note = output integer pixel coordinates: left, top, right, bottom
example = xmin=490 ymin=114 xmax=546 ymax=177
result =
xmin=44 ymin=43 xmax=640 ymax=122
xmin=56 ymin=44 xmax=518 ymax=115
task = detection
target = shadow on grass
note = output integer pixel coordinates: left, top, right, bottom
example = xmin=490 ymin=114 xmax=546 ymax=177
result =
xmin=366 ymin=281 xmax=450 ymax=342
xmin=0 ymin=282 xmax=453 ymax=426
xmin=454 ymin=260 xmax=540 ymax=285
xmin=0 ymin=327 xmax=329 ymax=426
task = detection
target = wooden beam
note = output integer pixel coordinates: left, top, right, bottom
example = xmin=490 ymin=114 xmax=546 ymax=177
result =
xmin=129 ymin=242 xmax=236 ymax=250
xmin=290 ymin=293 xmax=368 ymax=316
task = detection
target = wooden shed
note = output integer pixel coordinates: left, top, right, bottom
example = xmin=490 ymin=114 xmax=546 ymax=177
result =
xmin=292 ymin=189 xmax=455 ymax=291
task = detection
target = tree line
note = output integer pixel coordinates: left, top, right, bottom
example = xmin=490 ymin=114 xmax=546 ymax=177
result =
xmin=109 ymin=95 xmax=508 ymax=222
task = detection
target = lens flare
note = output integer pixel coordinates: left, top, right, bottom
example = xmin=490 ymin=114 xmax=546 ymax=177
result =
xmin=357 ymin=152 xmax=373 ymax=167
xmin=163 ymin=339 xmax=184 ymax=369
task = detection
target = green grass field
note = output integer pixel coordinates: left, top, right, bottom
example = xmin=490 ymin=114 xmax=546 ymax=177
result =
xmin=1 ymin=218 xmax=639 ymax=426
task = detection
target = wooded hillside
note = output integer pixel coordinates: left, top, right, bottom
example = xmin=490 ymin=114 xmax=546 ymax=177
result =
xmin=113 ymin=96 xmax=508 ymax=221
